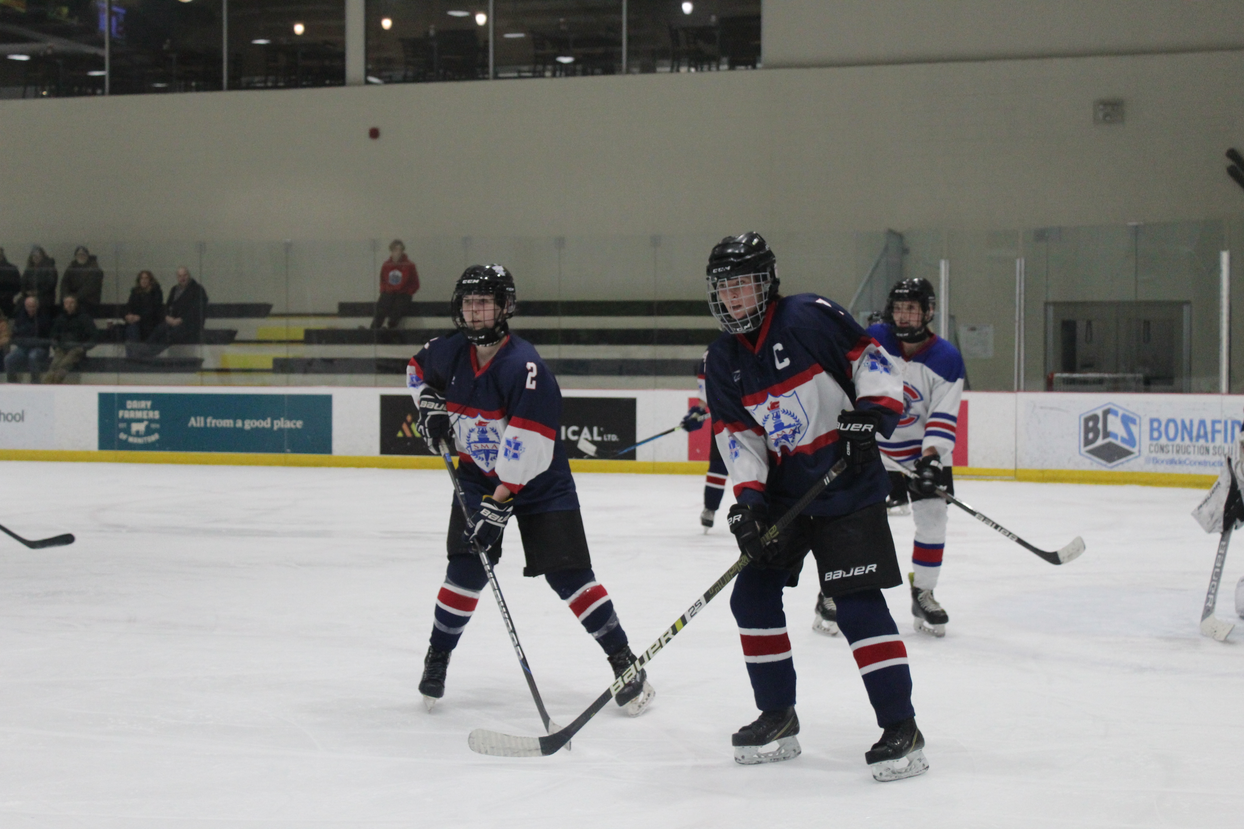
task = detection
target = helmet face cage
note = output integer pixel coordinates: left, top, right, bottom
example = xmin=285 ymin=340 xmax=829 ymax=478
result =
xmin=883 ymin=278 xmax=936 ymax=342
xmin=452 ymin=264 xmax=517 ymax=346
xmin=707 ymin=271 xmax=775 ymax=334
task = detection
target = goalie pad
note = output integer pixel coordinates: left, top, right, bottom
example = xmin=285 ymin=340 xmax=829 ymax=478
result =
xmin=1193 ymin=442 xmax=1244 ymax=534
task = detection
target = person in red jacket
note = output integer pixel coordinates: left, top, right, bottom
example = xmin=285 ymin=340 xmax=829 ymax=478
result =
xmin=371 ymin=239 xmax=420 ymax=329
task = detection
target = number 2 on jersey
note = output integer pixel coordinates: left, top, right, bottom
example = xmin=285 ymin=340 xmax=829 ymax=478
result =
xmin=525 ymin=362 xmax=538 ymax=389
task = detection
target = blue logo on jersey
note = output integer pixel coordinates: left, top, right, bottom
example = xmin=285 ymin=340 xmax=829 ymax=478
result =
xmin=865 ymin=352 xmax=894 ymax=375
xmin=898 ymin=382 xmax=924 ymax=429
xmin=466 ymin=419 xmax=502 ymax=469
xmin=758 ymin=391 xmax=809 ymax=453
xmin=727 ymin=434 xmax=741 ymax=461
xmin=503 ymin=435 xmax=525 ymax=461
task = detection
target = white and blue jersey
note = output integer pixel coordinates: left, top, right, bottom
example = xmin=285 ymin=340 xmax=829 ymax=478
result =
xmin=407 ymin=332 xmax=579 ymax=514
xmin=705 ymin=294 xmax=904 ymax=518
xmin=866 ymin=325 xmax=966 ymax=469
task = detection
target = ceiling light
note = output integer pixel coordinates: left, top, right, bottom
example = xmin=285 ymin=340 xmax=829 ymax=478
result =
xmin=475 ymin=12 xmax=487 ymax=26
xmin=682 ymin=2 xmax=693 ymax=14
xmin=503 ymin=32 xmax=525 ymax=39
xmin=380 ymin=17 xmax=392 ymax=30
xmin=446 ymin=10 xmax=470 ymax=17
xmin=293 ymin=22 xmax=305 ymax=36
xmin=366 ymin=76 xmax=384 ymax=84
xmin=88 ymin=69 xmax=106 ymax=76
xmin=7 ymin=54 xmax=31 ymax=61
xmin=152 ymin=82 xmax=168 ymax=87
xmin=251 ymin=38 xmax=270 ymax=45
xmin=555 ymin=55 xmax=574 ymax=64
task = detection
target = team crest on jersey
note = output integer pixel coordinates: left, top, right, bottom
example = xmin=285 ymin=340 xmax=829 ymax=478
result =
xmin=464 ymin=418 xmax=502 ymax=468
xmin=503 ymin=435 xmax=525 ymax=461
xmin=865 ymin=351 xmax=894 ymax=375
xmin=897 ymin=382 xmax=924 ymax=428
xmin=757 ymin=391 xmax=809 ymax=453
xmin=727 ymin=434 xmax=741 ymax=461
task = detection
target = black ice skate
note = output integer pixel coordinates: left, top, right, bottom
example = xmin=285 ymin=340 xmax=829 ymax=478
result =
xmin=607 ymin=645 xmax=655 ymax=717
xmin=909 ymin=572 xmax=948 ymax=637
xmin=419 ymin=646 xmax=451 ymax=711
xmin=812 ymin=592 xmax=839 ymax=636
xmin=885 ymin=491 xmax=911 ymax=516
xmin=732 ymin=707 xmax=801 ymax=765
xmin=700 ymin=508 xmax=716 ymax=532
xmin=865 ymin=717 xmax=929 ymax=781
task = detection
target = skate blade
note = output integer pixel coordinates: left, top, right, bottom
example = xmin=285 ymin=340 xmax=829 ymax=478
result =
xmin=913 ymin=619 xmax=946 ymax=638
xmin=422 ymin=695 xmax=439 ymax=712
xmin=734 ymin=735 xmax=801 ymax=765
xmin=870 ymin=748 xmax=929 ymax=782
xmin=620 ymin=680 xmax=655 ymax=717
xmin=812 ymin=617 xmax=840 ymax=636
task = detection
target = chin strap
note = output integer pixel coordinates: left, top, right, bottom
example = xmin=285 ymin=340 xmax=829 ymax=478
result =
xmin=893 ymin=327 xmax=930 ymax=344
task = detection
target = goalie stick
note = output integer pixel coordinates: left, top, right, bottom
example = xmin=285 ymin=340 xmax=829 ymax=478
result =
xmin=0 ymin=523 xmax=75 ymax=550
xmin=466 ymin=459 xmax=849 ymax=758
xmin=1200 ymin=526 xmax=1234 ymax=642
xmin=883 ymin=460 xmax=1084 ymax=565
xmin=438 ymin=445 xmax=565 ymax=740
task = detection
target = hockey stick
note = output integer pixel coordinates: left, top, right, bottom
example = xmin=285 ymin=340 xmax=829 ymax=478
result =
xmin=438 ymin=444 xmax=564 ymax=739
xmin=467 ymin=458 xmax=849 ymax=758
xmin=0 ymin=523 xmax=75 ymax=550
xmin=576 ymin=426 xmax=680 ymax=460
xmin=1199 ymin=525 xmax=1234 ymax=642
xmin=883 ymin=460 xmax=1084 ymax=565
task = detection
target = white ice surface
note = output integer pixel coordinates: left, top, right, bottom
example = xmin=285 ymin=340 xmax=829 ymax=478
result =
xmin=1 ymin=462 xmax=1241 ymax=828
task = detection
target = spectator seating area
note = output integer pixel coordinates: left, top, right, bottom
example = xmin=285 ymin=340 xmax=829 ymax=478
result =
xmin=67 ymin=300 xmax=717 ymax=387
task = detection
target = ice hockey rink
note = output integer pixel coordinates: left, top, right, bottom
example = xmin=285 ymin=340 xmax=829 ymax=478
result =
xmin=0 ymin=460 xmax=1240 ymax=828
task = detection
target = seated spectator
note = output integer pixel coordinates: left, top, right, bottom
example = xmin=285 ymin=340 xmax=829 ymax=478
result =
xmin=133 ymin=266 xmax=208 ymax=357
xmin=0 ymin=247 xmax=20 ymax=319
xmin=0 ymin=306 xmax=10 ymax=356
xmin=370 ymin=239 xmax=419 ymax=329
xmin=5 ymin=294 xmax=52 ymax=383
xmin=44 ymin=294 xmax=98 ymax=384
xmin=20 ymin=246 xmax=58 ymax=314
xmin=123 ymin=270 xmax=164 ymax=344
xmin=60 ymin=246 xmax=104 ymax=316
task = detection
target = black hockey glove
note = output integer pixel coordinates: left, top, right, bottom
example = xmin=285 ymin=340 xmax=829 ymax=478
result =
xmin=727 ymin=503 xmax=778 ymax=564
xmin=417 ymin=387 xmax=451 ymax=453
xmin=910 ymin=453 xmax=943 ymax=497
xmin=681 ymin=405 xmax=708 ymax=433
xmin=466 ymin=495 xmax=514 ymax=554
xmin=837 ymin=409 xmax=882 ymax=471
xmin=1225 ymin=478 xmax=1244 ymax=532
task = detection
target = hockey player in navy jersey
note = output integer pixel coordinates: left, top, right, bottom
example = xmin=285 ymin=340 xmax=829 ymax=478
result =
xmin=703 ymin=233 xmax=928 ymax=782
xmin=408 ymin=264 xmax=654 ymax=716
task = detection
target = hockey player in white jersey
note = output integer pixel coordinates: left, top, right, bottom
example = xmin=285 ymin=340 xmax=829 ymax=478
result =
xmin=1192 ymin=429 xmax=1244 ymax=620
xmin=814 ymin=278 xmax=965 ymax=637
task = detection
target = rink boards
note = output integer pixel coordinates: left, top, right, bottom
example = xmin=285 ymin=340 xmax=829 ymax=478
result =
xmin=0 ymin=385 xmax=1237 ymax=487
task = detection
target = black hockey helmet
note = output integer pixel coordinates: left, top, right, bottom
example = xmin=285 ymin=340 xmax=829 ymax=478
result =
xmin=883 ymin=278 xmax=936 ymax=343
xmin=705 ymin=232 xmax=780 ymax=334
xmin=452 ymin=264 xmax=517 ymax=346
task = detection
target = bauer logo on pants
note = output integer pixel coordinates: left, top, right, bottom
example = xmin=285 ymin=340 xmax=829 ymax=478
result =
xmin=1079 ymin=402 xmax=1141 ymax=467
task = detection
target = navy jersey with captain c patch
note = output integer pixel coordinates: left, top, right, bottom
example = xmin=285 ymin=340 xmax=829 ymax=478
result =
xmin=407 ymin=332 xmax=578 ymax=514
xmin=705 ymin=294 xmax=903 ymax=517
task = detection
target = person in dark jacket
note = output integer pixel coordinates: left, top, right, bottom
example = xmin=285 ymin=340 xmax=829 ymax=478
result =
xmin=60 ymin=246 xmax=105 ymax=315
xmin=123 ymin=270 xmax=164 ymax=345
xmin=137 ymin=266 xmax=208 ymax=357
xmin=45 ymin=294 xmax=98 ymax=384
xmin=5 ymin=294 xmax=52 ymax=383
xmin=21 ymin=246 xmax=58 ymax=314
xmin=0 ymin=248 xmax=21 ymax=319
xmin=370 ymin=239 xmax=420 ymax=329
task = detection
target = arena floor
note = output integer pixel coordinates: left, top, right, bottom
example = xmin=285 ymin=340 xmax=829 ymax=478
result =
xmin=0 ymin=462 xmax=1238 ymax=828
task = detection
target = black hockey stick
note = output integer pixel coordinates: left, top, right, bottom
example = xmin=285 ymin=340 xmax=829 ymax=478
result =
xmin=438 ymin=444 xmax=564 ymax=738
xmin=1200 ymin=525 xmax=1234 ymax=642
xmin=576 ymin=426 xmax=681 ymax=459
xmin=0 ymin=523 xmax=75 ymax=550
xmin=883 ymin=460 xmax=1084 ymax=565
xmin=466 ymin=459 xmax=849 ymax=758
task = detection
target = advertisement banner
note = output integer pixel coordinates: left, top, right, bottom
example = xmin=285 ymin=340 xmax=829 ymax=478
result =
xmin=0 ymin=388 xmax=55 ymax=450
xmin=98 ymin=393 xmax=332 ymax=454
xmin=1019 ymin=394 xmax=1244 ymax=476
xmin=379 ymin=394 xmax=434 ymax=456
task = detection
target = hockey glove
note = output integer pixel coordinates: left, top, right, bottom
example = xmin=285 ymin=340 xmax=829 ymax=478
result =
xmin=837 ymin=409 xmax=882 ymax=471
xmin=466 ymin=495 xmax=514 ymax=554
xmin=681 ymin=405 xmax=708 ymax=433
xmin=727 ymin=503 xmax=778 ymax=564
xmin=417 ymin=387 xmax=451 ymax=453
xmin=911 ymin=453 xmax=943 ymax=497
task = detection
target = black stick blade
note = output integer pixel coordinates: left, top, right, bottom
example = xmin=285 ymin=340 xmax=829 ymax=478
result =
xmin=27 ymin=533 xmax=75 ymax=549
xmin=1228 ymin=164 xmax=1244 ymax=193
xmin=1227 ymin=147 xmax=1244 ymax=168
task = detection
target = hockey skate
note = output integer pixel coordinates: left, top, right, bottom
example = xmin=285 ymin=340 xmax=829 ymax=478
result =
xmin=885 ymin=494 xmax=911 ymax=516
xmin=418 ymin=646 xmax=451 ymax=711
xmin=909 ymin=572 xmax=948 ymax=637
xmin=812 ymin=592 xmax=839 ymax=636
xmin=700 ymin=508 xmax=716 ymax=532
xmin=732 ymin=707 xmax=801 ymax=765
xmin=608 ymin=645 xmax=655 ymax=717
xmin=866 ymin=717 xmax=929 ymax=781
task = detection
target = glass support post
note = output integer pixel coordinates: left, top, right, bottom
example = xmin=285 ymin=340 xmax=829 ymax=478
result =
xmin=938 ymin=258 xmax=949 ymax=339
xmin=1014 ymin=257 xmax=1025 ymax=392
xmin=1222 ymin=250 xmax=1231 ymax=393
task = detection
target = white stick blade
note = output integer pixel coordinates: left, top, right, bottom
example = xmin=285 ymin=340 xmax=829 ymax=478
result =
xmin=1200 ymin=616 xmax=1234 ymax=642
xmin=467 ymin=728 xmax=545 ymax=757
xmin=1058 ymin=536 xmax=1086 ymax=564
xmin=576 ymin=435 xmax=598 ymax=457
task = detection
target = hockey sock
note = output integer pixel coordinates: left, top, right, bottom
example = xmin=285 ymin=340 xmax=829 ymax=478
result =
xmin=705 ymin=440 xmax=727 ymax=511
xmin=428 ymin=554 xmax=488 ymax=652
xmin=730 ymin=565 xmax=797 ymax=711
xmin=911 ymin=498 xmax=948 ymax=590
xmin=836 ymin=589 xmax=915 ymax=728
xmin=546 ymin=568 xmax=629 ymax=656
